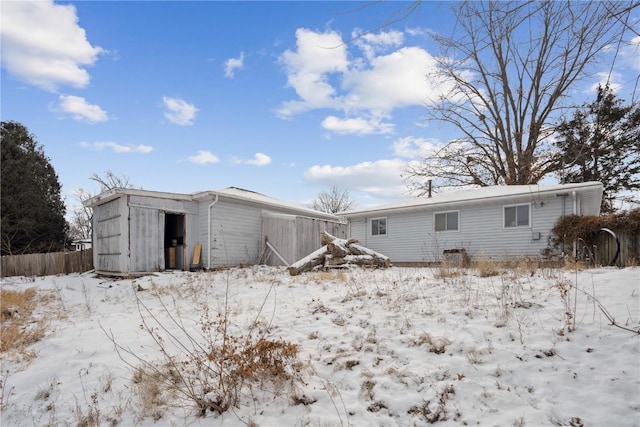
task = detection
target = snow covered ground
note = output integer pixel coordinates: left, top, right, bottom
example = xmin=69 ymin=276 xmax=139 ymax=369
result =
xmin=1 ymin=265 xmax=639 ymax=426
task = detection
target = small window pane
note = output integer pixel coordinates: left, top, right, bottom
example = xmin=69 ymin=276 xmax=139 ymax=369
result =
xmin=504 ymin=206 xmax=517 ymax=227
xmin=435 ymin=212 xmax=459 ymax=231
xmin=435 ymin=213 xmax=446 ymax=231
xmin=447 ymin=212 xmax=458 ymax=230
xmin=372 ymin=218 xmax=386 ymax=235
xmin=517 ymin=205 xmax=529 ymax=226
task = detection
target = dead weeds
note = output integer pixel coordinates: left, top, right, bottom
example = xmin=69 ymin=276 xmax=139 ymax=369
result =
xmin=0 ymin=288 xmax=47 ymax=357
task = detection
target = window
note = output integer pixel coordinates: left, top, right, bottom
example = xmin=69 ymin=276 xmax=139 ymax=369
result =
xmin=504 ymin=204 xmax=530 ymax=228
xmin=435 ymin=211 xmax=459 ymax=231
xmin=371 ymin=218 xmax=387 ymax=236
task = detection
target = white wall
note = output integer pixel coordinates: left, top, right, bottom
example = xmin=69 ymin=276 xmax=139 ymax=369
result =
xmin=208 ymin=199 xmax=262 ymax=267
xmin=93 ymin=197 xmax=129 ymax=273
xmin=348 ymin=191 xmax=587 ymax=263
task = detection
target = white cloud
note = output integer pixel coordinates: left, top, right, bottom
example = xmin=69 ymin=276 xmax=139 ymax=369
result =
xmin=305 ymin=159 xmax=411 ymax=199
xmin=80 ymin=141 xmax=153 ymax=154
xmin=232 ymin=153 xmax=272 ymax=167
xmin=342 ymin=46 xmax=442 ymax=112
xmin=59 ymin=95 xmax=108 ymax=123
xmin=277 ymin=28 xmax=348 ymax=117
xmin=188 ymin=150 xmax=219 ymax=165
xmin=610 ymin=35 xmax=640 ymax=73
xmin=246 ymin=153 xmax=272 ymax=166
xmin=224 ymin=52 xmax=245 ymax=78
xmin=162 ymin=96 xmax=198 ymax=126
xmin=0 ymin=0 xmax=103 ymax=91
xmin=321 ymin=115 xmax=394 ymax=135
xmin=352 ymin=29 xmax=403 ymax=61
xmin=392 ymin=136 xmax=441 ymax=158
xmin=277 ymin=28 xmax=454 ymax=136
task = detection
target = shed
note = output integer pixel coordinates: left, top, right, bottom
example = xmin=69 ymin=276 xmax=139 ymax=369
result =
xmin=340 ymin=182 xmax=604 ymax=265
xmin=84 ymin=187 xmax=343 ymax=275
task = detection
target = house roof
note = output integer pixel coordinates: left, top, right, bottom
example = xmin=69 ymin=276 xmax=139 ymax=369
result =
xmin=84 ymin=186 xmax=339 ymax=221
xmin=83 ymin=188 xmax=194 ymax=207
xmin=340 ymin=181 xmax=604 ymax=217
xmin=192 ymin=187 xmax=339 ymax=220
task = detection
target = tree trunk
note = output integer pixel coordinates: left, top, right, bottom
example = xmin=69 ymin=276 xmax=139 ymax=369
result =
xmin=287 ymin=245 xmax=328 ymax=276
xmin=289 ymin=232 xmax=390 ymax=275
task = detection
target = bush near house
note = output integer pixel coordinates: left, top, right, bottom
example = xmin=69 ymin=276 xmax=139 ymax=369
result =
xmin=551 ymin=208 xmax=640 ymax=265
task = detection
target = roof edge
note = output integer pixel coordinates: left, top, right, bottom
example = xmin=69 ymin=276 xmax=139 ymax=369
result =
xmin=83 ymin=188 xmax=195 ymax=207
xmin=341 ymin=182 xmax=604 ymax=217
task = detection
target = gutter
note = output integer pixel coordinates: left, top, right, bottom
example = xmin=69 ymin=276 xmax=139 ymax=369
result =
xmin=207 ymin=194 xmax=219 ymax=270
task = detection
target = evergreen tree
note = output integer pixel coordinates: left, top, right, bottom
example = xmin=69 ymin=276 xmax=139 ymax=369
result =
xmin=1 ymin=121 xmax=68 ymax=254
xmin=554 ymin=85 xmax=640 ymax=212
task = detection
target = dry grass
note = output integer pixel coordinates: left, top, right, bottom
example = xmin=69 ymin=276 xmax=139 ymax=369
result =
xmin=562 ymin=256 xmax=589 ymax=271
xmin=129 ymin=333 xmax=300 ymax=418
xmin=433 ymin=262 xmax=464 ymax=279
xmin=412 ymin=333 xmax=451 ymax=354
xmin=471 ymin=257 xmax=501 ymax=278
xmin=0 ymin=288 xmax=46 ymax=357
xmin=106 ymin=287 xmax=302 ymax=421
xmin=300 ymin=270 xmax=348 ymax=283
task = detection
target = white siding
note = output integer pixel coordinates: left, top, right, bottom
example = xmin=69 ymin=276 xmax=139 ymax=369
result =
xmin=128 ymin=195 xmax=199 ymax=272
xmin=198 ymin=197 xmax=346 ymax=268
xmin=93 ymin=197 xmax=129 ymax=273
xmin=129 ymin=206 xmax=163 ymax=272
xmin=209 ymin=200 xmax=263 ymax=267
xmin=348 ymin=191 xmax=588 ymax=263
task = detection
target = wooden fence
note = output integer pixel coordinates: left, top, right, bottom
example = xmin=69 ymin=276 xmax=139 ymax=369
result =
xmin=592 ymin=231 xmax=639 ymax=267
xmin=1 ymin=249 xmax=94 ymax=277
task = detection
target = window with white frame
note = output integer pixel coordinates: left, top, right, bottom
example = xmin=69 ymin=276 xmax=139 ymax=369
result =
xmin=504 ymin=204 xmax=530 ymax=228
xmin=371 ymin=217 xmax=387 ymax=236
xmin=434 ymin=211 xmax=459 ymax=231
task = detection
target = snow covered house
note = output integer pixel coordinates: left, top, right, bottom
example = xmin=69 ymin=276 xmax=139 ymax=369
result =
xmin=340 ymin=182 xmax=604 ymax=265
xmin=84 ymin=187 xmax=344 ymax=276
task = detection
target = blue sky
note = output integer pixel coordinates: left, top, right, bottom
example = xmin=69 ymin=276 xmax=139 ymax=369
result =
xmin=2 ymin=1 xmax=639 ymax=216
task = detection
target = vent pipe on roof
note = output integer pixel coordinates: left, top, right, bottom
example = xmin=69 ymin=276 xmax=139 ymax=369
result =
xmin=428 ymin=180 xmax=432 ymax=198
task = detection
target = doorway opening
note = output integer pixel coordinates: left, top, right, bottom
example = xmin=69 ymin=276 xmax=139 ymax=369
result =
xmin=164 ymin=213 xmax=185 ymax=270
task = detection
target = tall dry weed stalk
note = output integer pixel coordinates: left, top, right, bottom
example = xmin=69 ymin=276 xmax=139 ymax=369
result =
xmin=103 ymin=274 xmax=301 ymax=421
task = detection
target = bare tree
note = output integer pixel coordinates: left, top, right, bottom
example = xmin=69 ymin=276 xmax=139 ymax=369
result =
xmin=310 ymin=185 xmax=357 ymax=214
xmin=89 ymin=170 xmax=135 ymax=191
xmin=404 ymin=1 xmax=637 ymax=193
xmin=68 ymin=188 xmax=94 ymax=240
xmin=68 ymin=171 xmax=138 ymax=240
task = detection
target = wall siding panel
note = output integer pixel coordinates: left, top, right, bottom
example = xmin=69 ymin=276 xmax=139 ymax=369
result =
xmin=129 ymin=206 xmax=162 ymax=272
xmin=347 ymin=191 xmax=585 ymax=264
xmin=210 ymin=200 xmax=263 ymax=267
xmin=93 ymin=197 xmax=129 ymax=273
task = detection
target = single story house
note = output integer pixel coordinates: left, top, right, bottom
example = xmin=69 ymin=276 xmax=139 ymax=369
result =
xmin=70 ymin=238 xmax=92 ymax=251
xmin=84 ymin=187 xmax=345 ymax=276
xmin=340 ymin=182 xmax=603 ymax=265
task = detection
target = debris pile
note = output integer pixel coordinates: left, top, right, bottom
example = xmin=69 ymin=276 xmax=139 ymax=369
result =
xmin=288 ymin=232 xmax=391 ymax=276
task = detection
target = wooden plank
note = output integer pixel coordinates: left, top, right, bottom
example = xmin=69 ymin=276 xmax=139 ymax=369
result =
xmin=192 ymin=243 xmax=202 ymax=265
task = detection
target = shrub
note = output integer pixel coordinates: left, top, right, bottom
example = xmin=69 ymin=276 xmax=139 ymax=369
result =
xmin=0 ymin=288 xmax=46 ymax=356
xmin=551 ymin=208 xmax=640 ymax=262
xmin=106 ymin=291 xmax=301 ymax=420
